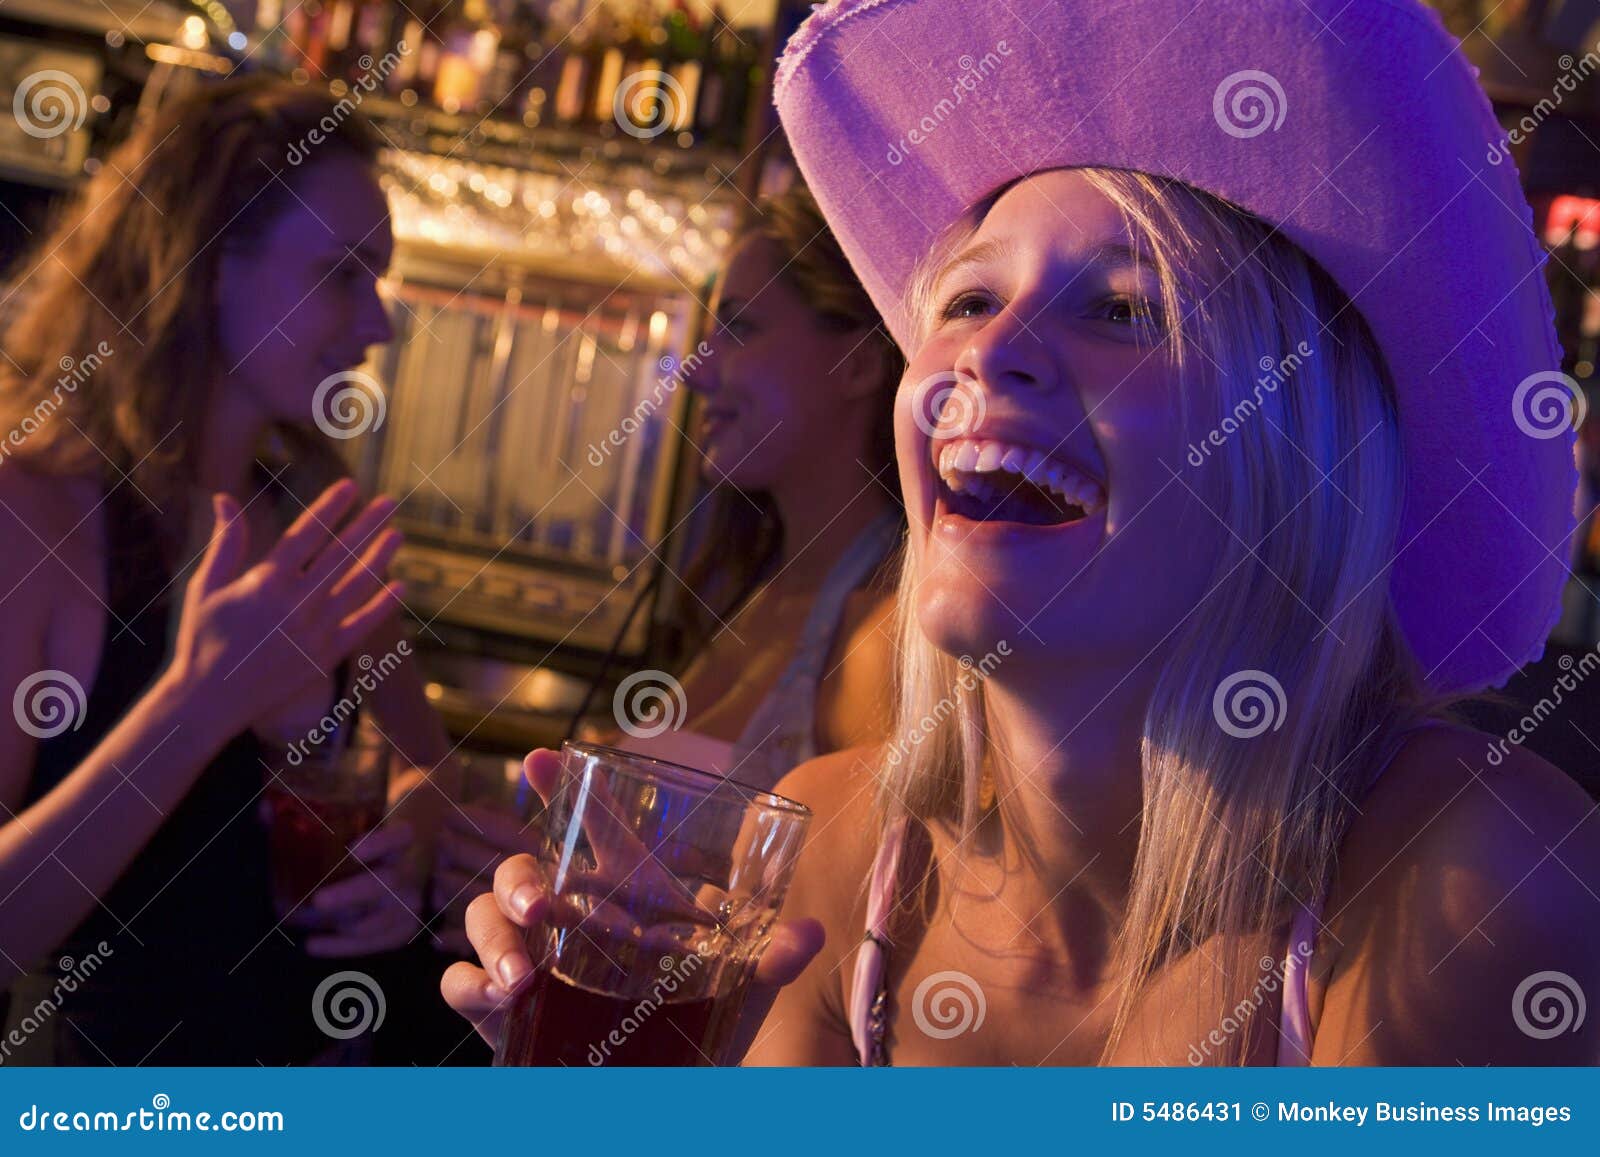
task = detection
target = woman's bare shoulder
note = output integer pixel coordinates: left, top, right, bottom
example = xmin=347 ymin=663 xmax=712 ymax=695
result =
xmin=773 ymin=745 xmax=886 ymax=912
xmin=768 ymin=747 xmax=888 ymax=1025
xmin=0 ymin=462 xmax=98 ymax=592
xmin=1315 ymin=723 xmax=1600 ymax=1063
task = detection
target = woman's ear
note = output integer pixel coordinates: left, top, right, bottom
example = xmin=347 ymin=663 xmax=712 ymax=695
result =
xmin=834 ymin=325 xmax=895 ymax=404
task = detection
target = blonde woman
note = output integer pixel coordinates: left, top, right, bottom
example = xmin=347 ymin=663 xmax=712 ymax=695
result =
xmin=444 ymin=0 xmax=1600 ymax=1065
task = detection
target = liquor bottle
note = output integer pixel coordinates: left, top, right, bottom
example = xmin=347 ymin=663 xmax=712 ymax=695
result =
xmin=254 ymin=0 xmax=298 ymax=73
xmin=322 ymin=0 xmax=359 ymax=80
xmin=614 ymin=0 xmax=669 ymax=135
xmin=292 ymin=0 xmax=333 ymax=77
xmin=551 ymin=7 xmax=595 ymax=125
xmin=694 ymin=3 xmax=728 ymax=141
xmin=519 ymin=2 xmax=566 ymax=126
xmin=434 ymin=0 xmax=502 ymax=113
xmin=350 ymin=0 xmax=398 ymax=83
xmin=590 ymin=2 xmax=628 ymax=127
xmin=483 ymin=0 xmax=531 ymax=113
xmin=662 ymin=0 xmax=704 ymax=136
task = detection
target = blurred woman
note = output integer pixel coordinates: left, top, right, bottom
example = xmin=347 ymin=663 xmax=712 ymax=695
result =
xmin=428 ymin=186 xmax=906 ymax=952
xmin=0 ymin=76 xmax=444 ymax=1063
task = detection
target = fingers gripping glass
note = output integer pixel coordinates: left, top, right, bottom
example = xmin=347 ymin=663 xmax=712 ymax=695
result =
xmin=495 ymin=742 xmax=812 ymax=1067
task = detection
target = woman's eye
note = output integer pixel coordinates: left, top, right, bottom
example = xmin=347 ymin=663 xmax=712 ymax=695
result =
xmin=938 ymin=292 xmax=991 ymax=321
xmin=1099 ymin=295 xmax=1161 ymax=331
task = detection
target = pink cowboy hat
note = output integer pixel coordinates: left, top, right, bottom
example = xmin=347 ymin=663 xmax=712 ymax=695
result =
xmin=773 ymin=0 xmax=1582 ymax=695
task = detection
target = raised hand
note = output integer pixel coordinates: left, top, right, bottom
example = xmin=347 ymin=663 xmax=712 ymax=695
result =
xmin=171 ymin=479 xmax=405 ymax=738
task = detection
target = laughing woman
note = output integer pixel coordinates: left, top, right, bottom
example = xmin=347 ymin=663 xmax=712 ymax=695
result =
xmin=446 ymin=0 xmax=1600 ymax=1065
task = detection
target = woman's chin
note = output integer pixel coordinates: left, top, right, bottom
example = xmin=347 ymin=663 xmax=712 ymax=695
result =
xmin=915 ymin=591 xmax=1026 ymax=663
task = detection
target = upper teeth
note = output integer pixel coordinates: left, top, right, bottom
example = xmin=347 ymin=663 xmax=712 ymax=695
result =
xmin=936 ymin=439 xmax=1106 ymax=515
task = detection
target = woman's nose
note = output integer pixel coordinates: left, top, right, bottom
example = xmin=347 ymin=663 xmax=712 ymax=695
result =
xmin=953 ymin=302 xmax=1057 ymax=394
xmin=358 ymin=285 xmax=397 ymax=349
xmin=681 ymin=336 xmax=720 ymax=395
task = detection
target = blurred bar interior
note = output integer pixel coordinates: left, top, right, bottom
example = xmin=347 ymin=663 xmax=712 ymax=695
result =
xmin=1 ymin=0 xmax=1598 ymax=783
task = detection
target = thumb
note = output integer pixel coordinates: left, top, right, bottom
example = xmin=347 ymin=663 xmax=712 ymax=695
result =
xmin=194 ymin=492 xmax=248 ymax=596
xmin=722 ymin=917 xmax=826 ymax=1064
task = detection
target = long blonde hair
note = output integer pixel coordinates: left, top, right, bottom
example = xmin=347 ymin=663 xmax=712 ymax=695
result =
xmin=880 ymin=167 xmax=1455 ymax=1064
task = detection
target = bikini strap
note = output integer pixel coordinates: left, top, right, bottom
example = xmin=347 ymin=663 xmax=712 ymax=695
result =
xmin=849 ymin=813 xmax=909 ymax=1066
xmin=1275 ymin=716 xmax=1457 ymax=1065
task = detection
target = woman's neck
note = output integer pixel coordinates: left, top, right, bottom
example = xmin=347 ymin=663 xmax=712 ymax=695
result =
xmin=974 ymin=665 xmax=1153 ymax=953
xmin=766 ymin=460 xmax=894 ymax=592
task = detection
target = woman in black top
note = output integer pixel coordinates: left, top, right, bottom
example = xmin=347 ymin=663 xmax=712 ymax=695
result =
xmin=0 ymin=77 xmax=441 ymax=1063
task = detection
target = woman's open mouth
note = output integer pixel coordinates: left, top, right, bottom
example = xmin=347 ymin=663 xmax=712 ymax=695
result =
xmin=933 ymin=438 xmax=1106 ymax=528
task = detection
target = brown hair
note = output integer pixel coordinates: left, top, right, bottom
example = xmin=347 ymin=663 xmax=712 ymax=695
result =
xmin=663 ymin=183 xmax=905 ymax=663
xmin=0 ymin=75 xmax=381 ymax=539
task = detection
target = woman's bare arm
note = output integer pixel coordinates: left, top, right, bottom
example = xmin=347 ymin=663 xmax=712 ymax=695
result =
xmin=0 ymin=481 xmax=402 ymax=984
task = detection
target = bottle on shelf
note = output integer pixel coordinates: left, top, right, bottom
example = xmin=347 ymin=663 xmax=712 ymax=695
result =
xmin=662 ymin=0 xmax=705 ymax=138
xmin=589 ymin=2 xmax=628 ymax=129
